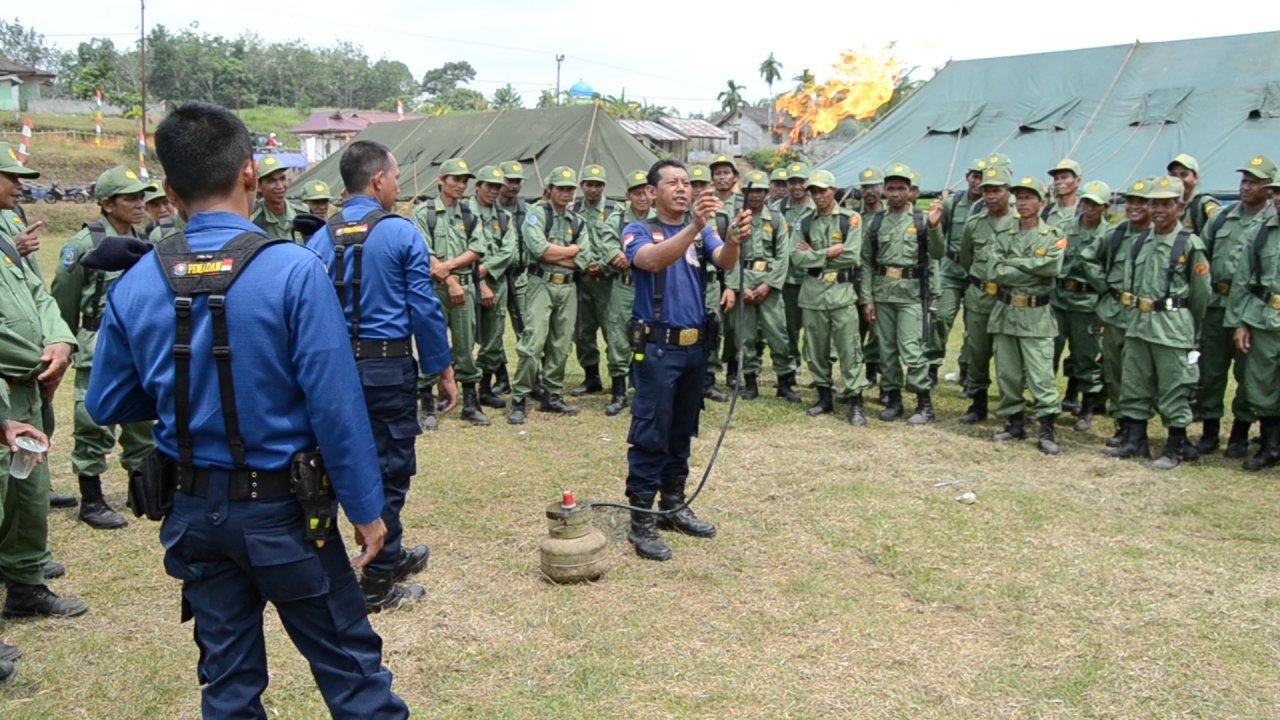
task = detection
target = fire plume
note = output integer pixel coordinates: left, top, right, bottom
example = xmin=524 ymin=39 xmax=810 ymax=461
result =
xmin=774 ymin=45 xmax=901 ymax=145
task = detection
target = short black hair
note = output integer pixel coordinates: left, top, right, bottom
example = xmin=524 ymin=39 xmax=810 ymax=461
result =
xmin=647 ymin=159 xmax=686 ymax=188
xmin=155 ymin=102 xmax=252 ymax=204
xmin=340 ymin=140 xmax=394 ymax=193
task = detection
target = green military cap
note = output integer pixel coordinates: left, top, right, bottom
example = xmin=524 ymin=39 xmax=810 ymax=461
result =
xmin=786 ymin=162 xmax=811 ymax=180
xmin=688 ymin=165 xmax=711 ymax=183
xmin=300 ymin=180 xmax=332 ymax=201
xmin=1167 ymin=153 xmax=1199 ymax=174
xmin=0 ymin=143 xmax=38 ymax=178
xmin=1270 ymin=170 xmax=1280 ymax=189
xmin=909 ymin=170 xmax=920 ymax=187
xmin=439 ymin=158 xmax=475 ymax=178
xmin=1013 ymin=174 xmax=1048 ymax=199
xmin=96 ymin=165 xmax=154 ymax=200
xmin=984 ymin=152 xmax=1013 ymax=169
xmin=257 ymin=154 xmax=287 ymax=180
xmin=549 ymin=166 xmax=578 ymax=187
xmin=709 ymin=154 xmax=738 ymax=174
xmin=580 ymin=164 xmax=606 ymax=184
xmin=1079 ymin=180 xmax=1112 ymax=205
xmin=859 ymin=167 xmax=885 ymax=185
xmin=770 ymin=168 xmax=789 ymax=182
xmin=806 ymin=169 xmax=837 ymax=189
xmin=979 ymin=165 xmax=1013 ymax=188
xmin=967 ymin=158 xmax=987 ymax=173
xmin=741 ymin=170 xmax=770 ymax=190
xmin=144 ymin=184 xmax=168 ymax=204
xmin=625 ymin=169 xmax=649 ymax=190
xmin=500 ymin=160 xmax=525 ymax=180
xmin=1146 ymin=175 xmax=1185 ymax=200
xmin=1238 ymin=155 xmax=1278 ymax=180
xmin=1049 ymin=158 xmax=1082 ymax=177
xmin=476 ymin=165 xmax=506 ymax=186
xmin=1123 ymin=177 xmax=1153 ymax=199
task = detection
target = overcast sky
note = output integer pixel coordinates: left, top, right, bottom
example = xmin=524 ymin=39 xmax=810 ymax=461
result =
xmin=14 ymin=2 xmax=1278 ymax=115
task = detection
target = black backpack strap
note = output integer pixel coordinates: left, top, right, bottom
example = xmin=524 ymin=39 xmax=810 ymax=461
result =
xmin=913 ymin=209 xmax=928 ymax=268
xmin=1253 ymin=216 xmax=1277 ymax=288
xmin=1108 ymin=221 xmax=1130 ymax=269
xmin=1204 ymin=207 xmax=1233 ymax=261
xmin=867 ymin=211 xmax=884 ymax=265
xmin=82 ymin=221 xmax=112 ymax=326
xmin=326 ymin=208 xmax=392 ymax=342
xmin=154 ymin=230 xmax=288 ymax=469
xmin=250 ymin=204 xmax=269 ymax=231
xmin=1041 ymin=202 xmax=1055 ymax=221
xmin=1165 ymin=228 xmax=1193 ymax=292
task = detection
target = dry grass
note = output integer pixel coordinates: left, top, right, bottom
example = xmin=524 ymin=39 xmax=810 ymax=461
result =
xmin=2 ymin=241 xmax=1278 ymax=719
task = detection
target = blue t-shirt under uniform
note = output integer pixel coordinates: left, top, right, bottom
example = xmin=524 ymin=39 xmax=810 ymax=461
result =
xmin=623 ymin=219 xmax=723 ymax=330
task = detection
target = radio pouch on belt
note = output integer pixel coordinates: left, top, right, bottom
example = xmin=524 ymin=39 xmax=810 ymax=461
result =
xmin=290 ymin=448 xmax=335 ymax=547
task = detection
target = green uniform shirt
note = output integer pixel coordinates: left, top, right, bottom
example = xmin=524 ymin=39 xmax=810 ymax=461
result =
xmin=790 ymin=208 xmax=861 ymax=310
xmin=0 ymin=210 xmax=42 ymax=280
xmin=1226 ymin=215 xmax=1280 ymax=330
xmin=724 ymin=205 xmax=791 ymax=292
xmin=1123 ymin=223 xmax=1210 ymax=348
xmin=524 ymin=202 xmax=587 ymax=275
xmin=958 ymin=211 xmax=1019 ymax=316
xmin=471 ymin=198 xmax=519 ymax=282
xmin=858 ymin=208 xmax=944 ymax=305
xmin=941 ymin=193 xmax=983 ymax=286
xmin=412 ymin=198 xmax=487 ymax=278
xmin=0 ymin=236 xmax=76 ymax=383
xmin=50 ymin=217 xmax=143 ymax=370
xmin=250 ymin=200 xmax=304 ymax=241
xmin=1092 ymin=221 xmax=1148 ymax=328
xmin=148 ymin=215 xmax=186 ymax=243
xmin=1051 ymin=217 xmax=1110 ymax=313
xmin=776 ymin=196 xmax=816 ymax=284
xmin=598 ymin=206 xmax=653 ymax=281
xmin=499 ymin=198 xmax=532 ymax=272
xmin=1180 ymin=193 xmax=1222 ymax=237
xmin=985 ymin=220 xmax=1065 ymax=338
xmin=573 ymin=197 xmax=616 ymax=268
xmin=1043 ymin=201 xmax=1080 ymax=233
xmin=1202 ymin=204 xmax=1269 ymax=309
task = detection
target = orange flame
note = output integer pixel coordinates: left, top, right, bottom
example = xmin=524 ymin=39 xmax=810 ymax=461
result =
xmin=774 ymin=45 xmax=901 ymax=145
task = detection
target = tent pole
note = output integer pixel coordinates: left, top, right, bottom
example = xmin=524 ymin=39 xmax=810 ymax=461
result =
xmin=1066 ymin=39 xmax=1140 ymax=159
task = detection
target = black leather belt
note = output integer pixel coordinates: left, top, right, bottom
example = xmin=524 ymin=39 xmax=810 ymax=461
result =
xmin=353 ymin=337 xmax=412 ymax=359
xmin=945 ymin=250 xmax=961 ymax=263
xmin=529 ymin=265 xmax=575 ymax=284
xmin=1252 ymin=287 xmax=1280 ymax=310
xmin=1135 ymin=296 xmax=1188 ymax=313
xmin=748 ymin=260 xmax=772 ymax=273
xmin=1056 ymin=278 xmax=1091 ymax=293
xmin=969 ymin=276 xmax=999 ymax=295
xmin=176 ymin=466 xmax=293 ymax=501
xmin=645 ymin=326 xmax=702 ymax=347
xmin=996 ymin=290 xmax=1051 ymax=308
xmin=876 ymin=265 xmax=921 ymax=280
xmin=806 ymin=268 xmax=854 ymax=283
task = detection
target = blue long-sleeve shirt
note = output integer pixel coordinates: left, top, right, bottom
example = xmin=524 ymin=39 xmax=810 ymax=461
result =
xmin=307 ymin=195 xmax=451 ymax=376
xmin=84 ymin=211 xmax=385 ymax=524
xmin=624 ymin=219 xmax=723 ymax=328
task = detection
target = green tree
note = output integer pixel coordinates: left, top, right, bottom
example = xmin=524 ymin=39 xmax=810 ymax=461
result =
xmin=420 ymin=60 xmax=475 ymax=97
xmin=718 ymin=79 xmax=746 ymax=119
xmin=491 ymin=83 xmax=523 ymax=110
xmin=793 ymin=69 xmax=815 ymax=91
xmin=759 ymin=52 xmax=783 ymax=134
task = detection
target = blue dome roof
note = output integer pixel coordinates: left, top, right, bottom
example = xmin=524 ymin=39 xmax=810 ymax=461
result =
xmin=569 ymin=79 xmax=593 ymax=98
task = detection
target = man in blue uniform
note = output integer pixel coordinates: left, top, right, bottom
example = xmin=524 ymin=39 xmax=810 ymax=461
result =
xmin=622 ymin=159 xmax=743 ymax=562
xmin=308 ymin=140 xmax=457 ymax=611
xmin=85 ymin=102 xmax=410 ymax=718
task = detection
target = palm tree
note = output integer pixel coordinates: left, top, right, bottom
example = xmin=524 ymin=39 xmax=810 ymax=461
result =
xmin=491 ymin=83 xmax=524 ymax=110
xmin=718 ymin=80 xmax=747 ymax=120
xmin=792 ymin=68 xmax=815 ymax=91
xmin=759 ymin=52 xmax=783 ymax=133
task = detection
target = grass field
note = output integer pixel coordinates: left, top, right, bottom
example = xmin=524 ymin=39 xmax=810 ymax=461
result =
xmin=1 ymin=212 xmax=1278 ymax=719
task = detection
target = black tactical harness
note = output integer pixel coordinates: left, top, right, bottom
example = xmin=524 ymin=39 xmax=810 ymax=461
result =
xmin=325 ymin=209 xmax=406 ymax=358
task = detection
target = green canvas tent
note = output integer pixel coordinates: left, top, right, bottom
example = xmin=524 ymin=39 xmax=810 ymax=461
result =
xmin=291 ymin=104 xmax=659 ymax=201
xmin=820 ymin=32 xmax=1280 ymax=199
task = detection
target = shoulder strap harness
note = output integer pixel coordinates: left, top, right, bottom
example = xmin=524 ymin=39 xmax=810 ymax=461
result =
xmin=326 ymin=209 xmax=394 ymax=341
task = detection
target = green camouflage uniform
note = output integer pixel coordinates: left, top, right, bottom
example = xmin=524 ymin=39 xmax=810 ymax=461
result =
xmin=1225 ymin=213 xmax=1280 ymax=416
xmin=958 ymin=176 xmax=1018 ymax=402
xmin=598 ymin=204 xmax=648 ymax=383
xmin=724 ymin=197 xmax=795 ymax=381
xmin=1051 ymin=193 xmax=1110 ymax=399
xmin=572 ymin=185 xmax=616 ymax=374
xmin=412 ymin=196 xmax=487 ymax=386
xmin=472 ymin=189 xmax=520 ymax=377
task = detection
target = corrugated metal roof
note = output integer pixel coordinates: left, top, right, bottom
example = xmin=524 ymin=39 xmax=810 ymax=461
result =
xmin=658 ymin=116 xmax=730 ymax=139
xmin=616 ymin=118 xmax=686 ymax=142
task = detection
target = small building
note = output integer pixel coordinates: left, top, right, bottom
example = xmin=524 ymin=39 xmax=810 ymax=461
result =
xmin=716 ymin=106 xmax=794 ymax=156
xmin=0 ymin=58 xmax=56 ymax=112
xmin=656 ymin=116 xmax=729 ymax=161
xmin=568 ymin=79 xmax=594 ymax=104
xmin=288 ymin=110 xmax=415 ymax=163
xmin=615 ymin=118 xmax=688 ymax=159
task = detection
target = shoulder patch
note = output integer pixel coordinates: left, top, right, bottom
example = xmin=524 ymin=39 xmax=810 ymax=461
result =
xmin=526 ymin=213 xmax=539 ymax=227
xmin=849 ymin=215 xmax=861 ymax=228
xmin=60 ymin=246 xmax=78 ymax=269
xmin=1053 ymin=237 xmax=1067 ymax=250
xmin=1194 ymin=262 xmax=1209 ymax=276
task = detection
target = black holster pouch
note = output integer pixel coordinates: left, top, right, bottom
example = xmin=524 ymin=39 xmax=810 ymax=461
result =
xmin=627 ymin=317 xmax=648 ymax=355
xmin=703 ymin=313 xmax=722 ymax=351
xmin=290 ymin=448 xmax=336 ymax=547
xmin=127 ymin=450 xmax=177 ymax=521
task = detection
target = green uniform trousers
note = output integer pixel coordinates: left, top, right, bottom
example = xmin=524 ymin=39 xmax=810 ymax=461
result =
xmin=994 ymin=334 xmax=1061 ymax=419
xmin=72 ymin=369 xmax=153 ymax=477
xmin=1196 ymin=307 xmax=1253 ymax=422
xmin=928 ymin=285 xmax=966 ymax=368
xmin=513 ymin=276 xmax=577 ymax=400
xmin=728 ymin=290 xmax=795 ymax=378
xmin=1052 ymin=308 xmax=1104 ymax=395
xmin=1101 ymin=322 xmax=1127 ymax=417
xmin=1242 ymin=324 xmax=1280 ymax=416
xmin=476 ymin=277 xmax=509 ymax=374
xmin=574 ymin=275 xmax=612 ymax=369
xmin=420 ymin=279 xmax=479 ymax=387
xmin=704 ymin=275 xmax=724 ymax=376
xmin=861 ymin=318 xmax=880 ymax=367
xmin=783 ymin=282 xmax=803 ymax=360
xmin=1118 ymin=337 xmax=1197 ymax=428
xmin=604 ymin=279 xmax=634 ymax=380
xmin=802 ymin=306 xmax=869 ymax=393
xmin=0 ymin=379 xmax=52 ymax=586
xmin=874 ymin=302 xmax=930 ymax=394
xmin=963 ymin=310 xmax=994 ymax=395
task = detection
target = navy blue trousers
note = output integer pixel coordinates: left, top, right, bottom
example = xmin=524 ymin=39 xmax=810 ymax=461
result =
xmin=356 ymin=357 xmax=420 ymax=573
xmin=626 ymin=343 xmax=707 ymax=495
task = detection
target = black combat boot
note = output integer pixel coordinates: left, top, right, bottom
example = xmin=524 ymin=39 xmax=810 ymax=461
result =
xmin=1075 ymin=392 xmax=1103 ymax=432
xmin=928 ymin=365 xmax=939 ymax=388
xmin=460 ymin=383 xmax=491 ymax=426
xmin=491 ymin=364 xmax=511 ymax=395
xmin=507 ymin=398 xmax=527 ymax=425
xmin=1103 ymin=419 xmax=1150 ymax=459
xmin=626 ymin=491 xmax=672 ymax=561
xmin=865 ymin=362 xmax=878 ymax=387
xmin=478 ymin=372 xmax=506 ymax=409
xmin=417 ymin=385 xmax=439 ymax=431
xmin=570 ymin=364 xmax=603 ymax=397
xmin=656 ymin=476 xmax=717 ymax=538
xmin=2 ymin=584 xmax=88 ymax=618
xmin=848 ymin=394 xmax=868 ymax=427
xmin=1152 ymin=426 xmax=1192 ymax=471
xmin=0 ymin=637 xmax=19 ymax=662
xmin=775 ymin=371 xmax=801 ymax=403
xmin=725 ymin=357 xmax=739 ymax=390
xmin=878 ymin=389 xmax=904 ymax=422
xmin=1224 ymin=420 xmax=1251 ymax=459
xmin=806 ymin=387 xmax=834 ymax=417
xmin=77 ymin=474 xmax=128 ymax=530
xmin=992 ymin=413 xmax=1027 ymax=442
xmin=958 ymin=393 xmax=988 ymax=425
xmin=1037 ymin=415 xmax=1061 ymax=455
xmin=703 ymin=373 xmax=728 ymax=403
xmin=906 ymin=392 xmax=935 ymax=425
xmin=1194 ymin=418 xmax=1221 ymax=455
xmin=48 ymin=490 xmax=78 ymax=509
xmin=1105 ymin=418 xmax=1126 ymax=447
xmin=1243 ymin=417 xmax=1280 ymax=471
xmin=604 ymin=376 xmax=629 ymax=416
xmin=0 ymin=658 xmax=12 ymax=684
xmin=742 ymin=374 xmax=759 ymax=400
xmin=539 ymin=393 xmax=581 ymax=415
xmin=392 ymin=544 xmax=430 ymax=583
xmin=1061 ymin=377 xmax=1080 ymax=414
xmin=530 ymin=373 xmax=548 ymax=405
xmin=360 ymin=569 xmax=425 ymax=613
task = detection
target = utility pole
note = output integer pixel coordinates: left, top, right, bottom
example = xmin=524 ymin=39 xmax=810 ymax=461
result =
xmin=555 ymin=54 xmax=565 ymax=106
xmin=140 ymin=0 xmax=147 ymax=141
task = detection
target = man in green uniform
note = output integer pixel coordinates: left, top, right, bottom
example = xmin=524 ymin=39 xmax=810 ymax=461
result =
xmin=569 ymin=164 xmax=615 ymax=398
xmin=709 ymin=155 xmax=744 ymax=388
xmin=791 ymin=170 xmax=868 ymax=424
xmin=769 ymin=168 xmax=789 ymax=205
xmin=472 ymin=166 xmax=520 ymax=410
xmin=508 ymin=166 xmax=586 ymax=424
xmin=595 ymin=170 xmax=652 ymax=415
xmin=50 ymin=166 xmax=157 ymax=529
xmin=496 ymin=160 xmax=531 ymax=396
xmin=1052 ymin=180 xmax=1111 ymax=432
xmin=724 ymin=171 xmax=800 ymax=402
xmin=1192 ymin=156 xmax=1276 ymax=456
xmin=985 ymin=176 xmax=1066 ymax=453
xmin=854 ymin=166 xmax=885 ymax=390
xmin=0 ymin=144 xmax=86 ymax=617
xmin=1105 ymin=176 xmax=1210 ymax=470
xmin=776 ymin=162 xmax=815 ymax=378
xmin=689 ymin=165 xmax=731 ymax=401
xmin=250 ymin=155 xmax=301 ymax=240
xmin=931 ymin=159 xmax=986 ymax=389
xmin=1044 ymin=159 xmax=1082 ymax=231
xmin=709 ymin=154 xmax=740 ymax=208
xmin=1 ymin=386 xmax=50 ymax=678
xmin=1225 ymin=185 xmax=1280 ymax=470
xmin=957 ymin=165 xmax=1019 ymax=425
xmin=411 ymin=158 xmax=490 ymax=428
xmin=1167 ymin=154 xmax=1221 ymax=237
xmin=300 ymin=180 xmax=334 ymax=218
xmin=859 ymin=164 xmax=945 ymax=424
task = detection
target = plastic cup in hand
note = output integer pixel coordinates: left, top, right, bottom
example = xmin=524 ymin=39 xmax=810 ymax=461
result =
xmin=9 ymin=436 xmax=47 ymax=480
